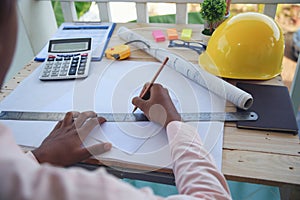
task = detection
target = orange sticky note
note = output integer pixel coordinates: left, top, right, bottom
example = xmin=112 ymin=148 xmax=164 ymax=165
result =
xmin=167 ymin=28 xmax=178 ymax=40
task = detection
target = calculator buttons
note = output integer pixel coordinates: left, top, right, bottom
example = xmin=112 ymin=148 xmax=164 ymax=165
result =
xmin=47 ymin=57 xmax=55 ymax=62
xmin=39 ymin=52 xmax=91 ymax=80
xmin=78 ymin=70 xmax=85 ymax=74
xmin=68 ymin=67 xmax=77 ymax=75
xmin=41 ymin=72 xmax=50 ymax=77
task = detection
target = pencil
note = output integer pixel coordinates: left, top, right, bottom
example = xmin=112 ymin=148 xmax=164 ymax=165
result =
xmin=132 ymin=57 xmax=169 ymax=113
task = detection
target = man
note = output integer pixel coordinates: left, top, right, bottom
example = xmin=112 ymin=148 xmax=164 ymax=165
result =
xmin=0 ymin=0 xmax=231 ymax=199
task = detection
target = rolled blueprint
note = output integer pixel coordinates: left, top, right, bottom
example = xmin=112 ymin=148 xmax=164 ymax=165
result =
xmin=117 ymin=26 xmax=253 ymax=110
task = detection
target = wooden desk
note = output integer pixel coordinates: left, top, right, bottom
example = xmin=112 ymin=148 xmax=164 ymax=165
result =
xmin=1 ymin=23 xmax=300 ymax=189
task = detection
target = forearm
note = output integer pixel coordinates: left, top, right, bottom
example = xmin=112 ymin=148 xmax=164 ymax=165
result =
xmin=166 ymin=121 xmax=231 ymax=200
xmin=1 ymin=142 xmax=159 ymax=200
xmin=1 ymin=124 xmax=166 ymax=200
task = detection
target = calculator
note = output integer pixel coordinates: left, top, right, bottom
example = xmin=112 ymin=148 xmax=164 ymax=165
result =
xmin=39 ymin=38 xmax=92 ymax=80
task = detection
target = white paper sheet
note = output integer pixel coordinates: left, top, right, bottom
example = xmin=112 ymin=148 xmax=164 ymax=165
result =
xmin=0 ymin=60 xmax=225 ymax=170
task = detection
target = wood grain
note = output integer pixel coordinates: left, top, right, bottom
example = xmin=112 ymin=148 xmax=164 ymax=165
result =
xmin=222 ymin=149 xmax=300 ymax=186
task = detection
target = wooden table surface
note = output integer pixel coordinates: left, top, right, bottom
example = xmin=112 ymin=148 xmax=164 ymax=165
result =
xmin=1 ymin=23 xmax=299 ymax=187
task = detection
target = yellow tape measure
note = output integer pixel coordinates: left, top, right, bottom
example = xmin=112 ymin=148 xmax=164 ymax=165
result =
xmin=105 ymin=40 xmax=151 ymax=60
xmin=105 ymin=44 xmax=131 ymax=60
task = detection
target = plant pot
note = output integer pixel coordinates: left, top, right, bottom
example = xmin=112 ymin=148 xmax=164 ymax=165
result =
xmin=201 ymin=30 xmax=211 ymax=46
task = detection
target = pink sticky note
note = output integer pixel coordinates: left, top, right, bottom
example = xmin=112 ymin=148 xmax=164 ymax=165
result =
xmin=152 ymin=30 xmax=166 ymax=42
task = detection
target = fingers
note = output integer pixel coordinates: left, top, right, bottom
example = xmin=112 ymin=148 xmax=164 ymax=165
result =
xmin=61 ymin=111 xmax=79 ymax=127
xmin=74 ymin=111 xmax=97 ymax=128
xmin=53 ymin=120 xmax=63 ymax=130
xmin=75 ymin=116 xmax=109 ymax=160
xmin=132 ymin=96 xmax=147 ymax=112
xmin=98 ymin=117 xmax=106 ymax=125
xmin=77 ymin=116 xmax=106 ymax=140
xmin=141 ymin=90 xmax=151 ymax=100
xmin=77 ymin=117 xmax=100 ymax=139
xmin=51 ymin=111 xmax=78 ymax=132
xmin=132 ymin=83 xmax=165 ymax=113
xmin=86 ymin=143 xmax=112 ymax=155
xmin=62 ymin=112 xmax=73 ymax=126
xmin=139 ymin=82 xmax=150 ymax=96
xmin=55 ymin=111 xmax=106 ymax=142
xmin=132 ymin=83 xmax=180 ymax=127
xmin=150 ymin=83 xmax=166 ymax=95
xmin=76 ymin=142 xmax=112 ymax=161
xmin=47 ymin=120 xmax=63 ymax=137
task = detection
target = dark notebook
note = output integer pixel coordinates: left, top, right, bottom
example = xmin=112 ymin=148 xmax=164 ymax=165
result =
xmin=236 ymin=82 xmax=298 ymax=134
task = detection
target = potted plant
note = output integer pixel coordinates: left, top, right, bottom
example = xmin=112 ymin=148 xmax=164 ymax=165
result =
xmin=200 ymin=0 xmax=227 ymax=43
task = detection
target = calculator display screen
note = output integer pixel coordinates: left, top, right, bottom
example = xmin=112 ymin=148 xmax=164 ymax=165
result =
xmin=50 ymin=41 xmax=89 ymax=53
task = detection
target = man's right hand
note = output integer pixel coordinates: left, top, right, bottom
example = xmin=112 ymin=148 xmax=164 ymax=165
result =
xmin=132 ymin=83 xmax=181 ymax=128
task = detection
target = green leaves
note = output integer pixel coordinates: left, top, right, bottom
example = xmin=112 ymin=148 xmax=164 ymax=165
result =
xmin=200 ymin=0 xmax=226 ymax=23
xmin=200 ymin=0 xmax=227 ymax=35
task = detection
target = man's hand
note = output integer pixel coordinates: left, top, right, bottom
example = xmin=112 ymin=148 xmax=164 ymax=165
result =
xmin=132 ymin=83 xmax=181 ymax=128
xmin=32 ymin=111 xmax=112 ymax=167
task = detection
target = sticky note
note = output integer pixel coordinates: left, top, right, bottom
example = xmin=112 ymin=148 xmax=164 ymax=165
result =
xmin=152 ymin=30 xmax=166 ymax=42
xmin=181 ymin=29 xmax=192 ymax=41
xmin=167 ymin=28 xmax=178 ymax=40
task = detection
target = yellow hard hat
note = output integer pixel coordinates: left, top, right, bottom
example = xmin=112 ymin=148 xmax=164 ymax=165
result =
xmin=199 ymin=12 xmax=284 ymax=80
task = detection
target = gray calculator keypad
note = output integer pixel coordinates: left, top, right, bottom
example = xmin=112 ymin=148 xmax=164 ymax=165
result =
xmin=40 ymin=53 xmax=89 ymax=80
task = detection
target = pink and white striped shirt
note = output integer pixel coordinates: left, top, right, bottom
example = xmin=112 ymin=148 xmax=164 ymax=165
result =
xmin=0 ymin=121 xmax=231 ymax=200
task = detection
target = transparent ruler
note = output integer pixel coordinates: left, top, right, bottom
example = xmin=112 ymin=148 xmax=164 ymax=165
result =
xmin=0 ymin=111 xmax=258 ymax=122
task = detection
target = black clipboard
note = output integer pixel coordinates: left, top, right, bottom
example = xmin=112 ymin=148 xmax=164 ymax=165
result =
xmin=236 ymin=82 xmax=298 ymax=135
